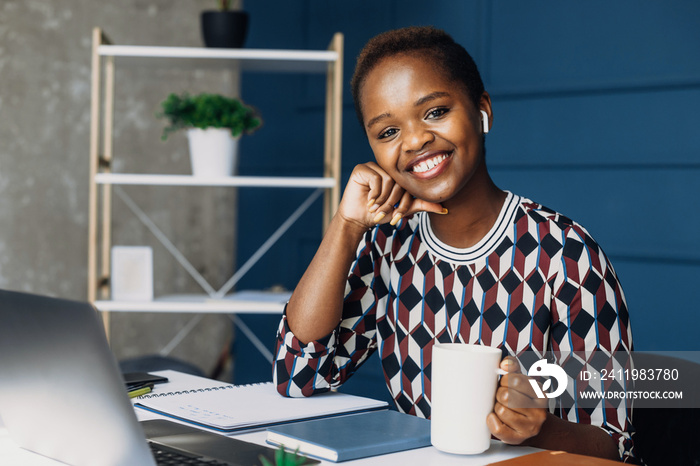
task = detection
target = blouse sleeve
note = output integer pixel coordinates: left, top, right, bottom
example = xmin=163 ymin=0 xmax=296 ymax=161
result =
xmin=548 ymin=222 xmax=636 ymax=462
xmin=273 ymin=227 xmax=383 ymax=398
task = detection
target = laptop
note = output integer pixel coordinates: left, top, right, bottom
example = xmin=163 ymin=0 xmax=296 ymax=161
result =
xmin=0 ymin=289 xmax=312 ymax=466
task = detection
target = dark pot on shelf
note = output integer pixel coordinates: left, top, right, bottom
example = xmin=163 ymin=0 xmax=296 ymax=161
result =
xmin=201 ymin=10 xmax=249 ymax=48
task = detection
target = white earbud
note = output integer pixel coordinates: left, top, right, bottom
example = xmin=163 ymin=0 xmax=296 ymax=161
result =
xmin=480 ymin=110 xmax=489 ymax=134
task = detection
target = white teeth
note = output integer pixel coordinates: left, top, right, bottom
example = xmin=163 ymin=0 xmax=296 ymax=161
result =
xmin=412 ymin=154 xmax=447 ymax=173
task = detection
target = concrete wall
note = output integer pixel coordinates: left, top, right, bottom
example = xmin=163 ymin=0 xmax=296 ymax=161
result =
xmin=0 ymin=0 xmax=246 ymax=377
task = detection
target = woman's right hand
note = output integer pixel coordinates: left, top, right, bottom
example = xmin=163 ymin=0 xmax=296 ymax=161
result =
xmin=287 ymin=162 xmax=445 ymax=344
xmin=337 ymin=162 xmax=447 ymax=229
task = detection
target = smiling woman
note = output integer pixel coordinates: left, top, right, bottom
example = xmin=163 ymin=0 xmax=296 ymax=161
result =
xmin=358 ymin=52 xmax=498 ymax=233
xmin=273 ymin=26 xmax=635 ymax=463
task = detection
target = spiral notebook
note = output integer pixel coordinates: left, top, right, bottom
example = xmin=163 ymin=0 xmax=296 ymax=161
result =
xmin=134 ymin=381 xmax=389 ymax=433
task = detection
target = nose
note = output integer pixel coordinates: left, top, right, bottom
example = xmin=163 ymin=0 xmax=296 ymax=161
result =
xmin=402 ymin=122 xmax=434 ymax=153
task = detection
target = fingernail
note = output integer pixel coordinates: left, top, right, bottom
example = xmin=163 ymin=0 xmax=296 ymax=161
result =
xmin=373 ymin=211 xmax=386 ymax=223
xmin=389 ymin=212 xmax=402 ymax=226
xmin=439 ymin=208 xmax=448 ymax=215
xmin=368 ymin=203 xmax=379 ymax=213
xmin=367 ymin=198 xmax=375 ymax=208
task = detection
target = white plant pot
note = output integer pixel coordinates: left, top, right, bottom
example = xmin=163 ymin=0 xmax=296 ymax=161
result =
xmin=186 ymin=128 xmax=239 ymax=177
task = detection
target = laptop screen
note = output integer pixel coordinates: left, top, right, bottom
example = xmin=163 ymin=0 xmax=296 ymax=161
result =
xmin=0 ymin=289 xmax=156 ymax=466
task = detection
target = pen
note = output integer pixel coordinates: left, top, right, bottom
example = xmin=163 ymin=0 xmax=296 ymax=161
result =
xmin=126 ymin=381 xmax=154 ymax=392
xmin=128 ymin=384 xmax=154 ymax=399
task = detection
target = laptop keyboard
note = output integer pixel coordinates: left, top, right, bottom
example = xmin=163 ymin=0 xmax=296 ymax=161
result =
xmin=149 ymin=442 xmax=231 ymax=465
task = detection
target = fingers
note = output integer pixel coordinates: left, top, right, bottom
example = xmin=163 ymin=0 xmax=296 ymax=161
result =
xmin=339 ymin=163 xmax=394 ymax=226
xmin=490 ymin=380 xmax=548 ymax=444
xmin=341 ymin=162 xmax=447 ymax=228
xmin=499 ymin=372 xmax=534 ymax=399
xmin=369 ymin=182 xmax=405 ymax=224
xmin=490 ymin=367 xmax=548 ymax=445
xmin=381 ymin=191 xmax=411 ymax=226
xmin=364 ymin=163 xmax=397 ymax=215
xmin=498 ymin=369 xmax=548 ymax=411
xmin=363 ymin=163 xmax=447 ymax=224
xmin=408 ymin=197 xmax=448 ymax=216
xmin=500 ymin=356 xmax=521 ymax=374
xmin=496 ymin=379 xmax=548 ymax=411
xmin=488 ymin=403 xmax=547 ymax=445
xmin=486 ymin=411 xmax=520 ymax=444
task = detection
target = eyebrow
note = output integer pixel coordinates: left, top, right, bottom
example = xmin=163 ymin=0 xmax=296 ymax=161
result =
xmin=365 ymin=91 xmax=452 ymax=129
xmin=414 ymin=91 xmax=450 ymax=107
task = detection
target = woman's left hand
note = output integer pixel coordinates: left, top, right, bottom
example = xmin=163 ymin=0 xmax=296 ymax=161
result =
xmin=486 ymin=357 xmax=549 ymax=445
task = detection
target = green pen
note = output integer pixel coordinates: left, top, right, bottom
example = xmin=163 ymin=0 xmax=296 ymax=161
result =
xmin=128 ymin=384 xmax=153 ymax=399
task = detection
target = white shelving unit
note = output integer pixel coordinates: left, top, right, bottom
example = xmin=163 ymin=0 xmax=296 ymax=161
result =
xmin=87 ymin=28 xmax=343 ymax=340
xmin=94 ymin=173 xmax=337 ymax=188
xmin=95 ymin=291 xmax=292 ymax=314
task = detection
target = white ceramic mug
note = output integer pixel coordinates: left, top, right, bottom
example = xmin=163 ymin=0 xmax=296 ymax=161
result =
xmin=430 ymin=343 xmax=503 ymax=454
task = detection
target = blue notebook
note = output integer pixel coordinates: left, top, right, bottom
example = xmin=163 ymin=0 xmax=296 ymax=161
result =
xmin=265 ymin=410 xmax=431 ymax=462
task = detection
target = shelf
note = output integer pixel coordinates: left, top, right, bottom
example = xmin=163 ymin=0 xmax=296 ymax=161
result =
xmin=98 ymin=45 xmax=338 ymax=73
xmin=88 ymin=29 xmax=343 ymax=359
xmin=95 ymin=173 xmax=336 ymax=188
xmin=94 ymin=291 xmax=291 ymax=314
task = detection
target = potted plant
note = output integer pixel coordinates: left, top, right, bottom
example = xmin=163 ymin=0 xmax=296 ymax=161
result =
xmin=201 ymin=0 xmax=249 ymax=48
xmin=158 ymin=92 xmax=262 ymax=177
xmin=259 ymin=446 xmax=313 ymax=466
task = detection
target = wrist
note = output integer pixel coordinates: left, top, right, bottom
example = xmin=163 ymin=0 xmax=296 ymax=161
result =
xmin=332 ymin=211 xmax=371 ymax=240
xmin=520 ymin=412 xmax=556 ymax=448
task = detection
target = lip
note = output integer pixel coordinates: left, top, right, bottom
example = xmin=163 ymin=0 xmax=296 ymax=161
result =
xmin=406 ymin=151 xmax=453 ymax=179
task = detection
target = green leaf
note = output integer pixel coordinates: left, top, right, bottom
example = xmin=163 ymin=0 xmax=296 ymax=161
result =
xmin=156 ymin=92 xmax=262 ymax=140
xmin=258 ymin=445 xmax=314 ymax=466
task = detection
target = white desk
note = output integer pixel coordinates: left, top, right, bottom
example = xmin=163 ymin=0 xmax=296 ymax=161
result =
xmin=237 ymin=431 xmax=539 ymax=466
xmin=0 ymin=370 xmax=540 ymax=465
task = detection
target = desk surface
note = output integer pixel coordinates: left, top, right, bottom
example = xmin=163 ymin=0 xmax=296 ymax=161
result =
xmin=0 ymin=370 xmax=541 ymax=465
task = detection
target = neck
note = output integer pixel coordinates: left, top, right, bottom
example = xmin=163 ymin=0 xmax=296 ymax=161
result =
xmin=428 ymin=164 xmax=506 ymax=249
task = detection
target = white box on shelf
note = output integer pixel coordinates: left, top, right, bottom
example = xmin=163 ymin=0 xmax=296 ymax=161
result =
xmin=111 ymin=246 xmax=153 ymax=301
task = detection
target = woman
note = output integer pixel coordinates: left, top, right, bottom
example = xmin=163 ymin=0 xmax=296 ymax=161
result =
xmin=273 ymin=26 xmax=634 ymax=462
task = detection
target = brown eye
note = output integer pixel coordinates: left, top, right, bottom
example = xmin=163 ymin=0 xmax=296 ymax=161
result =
xmin=427 ymin=108 xmax=448 ymax=119
xmin=378 ymin=128 xmax=398 ymax=139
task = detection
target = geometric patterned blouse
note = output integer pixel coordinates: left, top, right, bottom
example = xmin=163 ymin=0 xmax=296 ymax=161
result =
xmin=274 ymin=192 xmax=635 ymax=461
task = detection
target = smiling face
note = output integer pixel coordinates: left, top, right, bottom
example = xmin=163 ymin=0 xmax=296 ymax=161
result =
xmin=360 ymin=52 xmax=492 ymax=205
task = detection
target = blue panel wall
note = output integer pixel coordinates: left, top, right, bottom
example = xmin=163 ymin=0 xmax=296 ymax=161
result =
xmin=233 ymin=0 xmax=700 ymax=383
xmin=483 ymin=1 xmax=700 ymax=352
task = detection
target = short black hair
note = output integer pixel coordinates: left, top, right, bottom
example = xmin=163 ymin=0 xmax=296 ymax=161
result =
xmin=351 ymin=26 xmax=485 ymax=127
